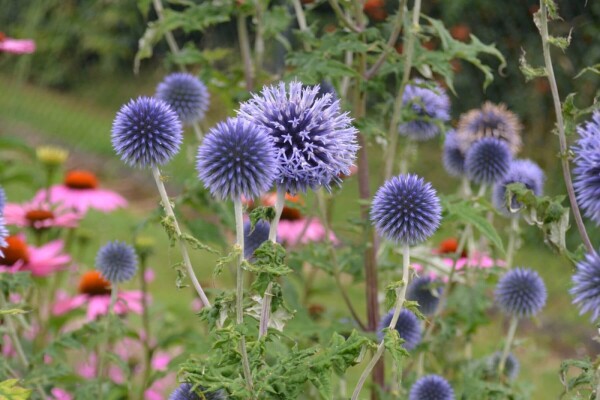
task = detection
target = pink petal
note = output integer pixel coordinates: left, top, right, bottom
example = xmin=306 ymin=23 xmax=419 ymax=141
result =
xmin=0 ymin=39 xmax=36 ymax=54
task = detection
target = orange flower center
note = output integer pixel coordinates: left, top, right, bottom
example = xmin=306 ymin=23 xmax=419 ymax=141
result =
xmin=25 ymin=209 xmax=55 ymax=225
xmin=0 ymin=236 xmax=30 ymax=266
xmin=438 ymin=238 xmax=467 ymax=257
xmin=0 ymin=33 xmax=5 ymax=42
xmin=78 ymin=271 xmax=111 ymax=296
xmin=64 ymin=170 xmax=98 ymax=190
xmin=281 ymin=194 xmax=303 ymax=221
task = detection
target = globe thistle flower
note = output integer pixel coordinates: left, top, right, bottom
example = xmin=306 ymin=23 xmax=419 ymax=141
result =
xmin=156 ymin=72 xmax=210 ymax=125
xmin=379 ymin=309 xmax=422 ymax=350
xmin=112 ymin=97 xmax=183 ymax=168
xmin=442 ymin=130 xmax=465 ymax=177
xmin=169 ymin=383 xmax=227 ymax=400
xmin=573 ymin=112 xmax=600 ymax=225
xmin=488 ymin=351 xmax=520 ymax=380
xmin=407 ymin=276 xmax=442 ymax=315
xmin=495 ymin=267 xmax=547 ymax=318
xmin=196 ymin=118 xmax=277 ymax=200
xmin=409 ymin=374 xmax=455 ymax=400
xmin=570 ymin=250 xmax=600 ymax=322
xmin=370 ymin=174 xmax=441 ymax=246
xmin=398 ymin=80 xmax=450 ymax=141
xmin=244 ymin=220 xmax=270 ymax=259
xmin=95 ymin=241 xmax=138 ymax=284
xmin=493 ymin=159 xmax=545 ymax=214
xmin=238 ymin=81 xmax=359 ymax=193
xmin=456 ymin=102 xmax=522 ymax=155
xmin=464 ymin=137 xmax=512 ymax=184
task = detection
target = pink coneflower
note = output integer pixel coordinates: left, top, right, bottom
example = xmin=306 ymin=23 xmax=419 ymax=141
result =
xmin=52 ymin=271 xmax=146 ymax=320
xmin=34 ymin=170 xmax=127 ymax=213
xmin=50 ymin=388 xmax=73 ymax=400
xmin=4 ymin=200 xmax=82 ymax=230
xmin=0 ymin=235 xmax=71 ymax=277
xmin=0 ymin=33 xmax=35 ymax=54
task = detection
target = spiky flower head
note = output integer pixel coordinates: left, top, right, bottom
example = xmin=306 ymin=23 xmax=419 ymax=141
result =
xmin=379 ymin=309 xmax=422 ymax=350
xmin=238 ymin=81 xmax=359 ymax=193
xmin=465 ymin=137 xmax=512 ymax=184
xmin=156 ymin=72 xmax=210 ymax=125
xmin=495 ymin=267 xmax=546 ymax=318
xmin=570 ymin=250 xmax=600 ymax=322
xmin=196 ymin=118 xmax=277 ymax=200
xmin=407 ymin=276 xmax=442 ymax=315
xmin=244 ymin=220 xmax=270 ymax=259
xmin=488 ymin=352 xmax=520 ymax=380
xmin=169 ymin=383 xmax=226 ymax=400
xmin=456 ymin=102 xmax=522 ymax=154
xmin=409 ymin=374 xmax=455 ymax=400
xmin=371 ymin=174 xmax=441 ymax=246
xmin=493 ymin=159 xmax=545 ymax=214
xmin=399 ymin=80 xmax=450 ymax=141
xmin=442 ymin=130 xmax=465 ymax=177
xmin=573 ymin=112 xmax=600 ymax=225
xmin=112 ymin=96 xmax=183 ymax=168
xmin=95 ymin=241 xmax=138 ymax=284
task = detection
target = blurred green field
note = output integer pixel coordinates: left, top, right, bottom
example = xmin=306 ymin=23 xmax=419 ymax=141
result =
xmin=0 ymin=71 xmax=596 ymax=399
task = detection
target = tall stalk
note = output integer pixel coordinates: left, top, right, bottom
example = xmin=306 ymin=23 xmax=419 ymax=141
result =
xmin=237 ymin=13 xmax=255 ymax=91
xmin=498 ymin=316 xmax=519 ymax=375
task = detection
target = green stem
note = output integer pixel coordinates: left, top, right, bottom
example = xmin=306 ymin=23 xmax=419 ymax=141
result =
xmin=498 ymin=316 xmax=519 ymax=376
xmin=97 ymin=286 xmax=118 ymax=398
xmin=291 ymin=0 xmax=310 ymax=52
xmin=151 ymin=166 xmax=211 ymax=307
xmin=254 ymin=0 xmax=266 ymax=69
xmin=237 ymin=13 xmax=255 ymax=91
xmin=233 ymin=198 xmax=254 ymax=393
xmin=351 ymin=243 xmax=411 ymax=400
xmin=328 ymin=0 xmax=362 ymax=33
xmin=506 ymin=217 xmax=519 ymax=270
xmin=139 ymin=255 xmax=152 ymax=398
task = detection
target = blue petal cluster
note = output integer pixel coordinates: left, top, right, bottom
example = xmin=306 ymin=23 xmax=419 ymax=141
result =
xmin=112 ymin=97 xmax=183 ymax=168
xmin=96 ymin=241 xmax=138 ymax=284
xmin=0 ymin=186 xmax=5 ymax=212
xmin=465 ymin=137 xmax=512 ymax=184
xmin=371 ymin=174 xmax=441 ymax=245
xmin=570 ymin=250 xmax=600 ymax=322
xmin=238 ymin=81 xmax=359 ymax=193
xmin=488 ymin=351 xmax=520 ymax=380
xmin=169 ymin=383 xmax=226 ymax=400
xmin=244 ymin=220 xmax=271 ymax=259
xmin=573 ymin=112 xmax=600 ymax=225
xmin=409 ymin=374 xmax=455 ymax=400
xmin=156 ymin=73 xmax=210 ymax=125
xmin=493 ymin=159 xmax=545 ymax=214
xmin=407 ymin=276 xmax=442 ymax=316
xmin=495 ymin=267 xmax=546 ymax=318
xmin=379 ymin=309 xmax=422 ymax=350
xmin=196 ymin=118 xmax=277 ymax=200
xmin=399 ymin=80 xmax=450 ymax=141
xmin=442 ymin=130 xmax=465 ymax=177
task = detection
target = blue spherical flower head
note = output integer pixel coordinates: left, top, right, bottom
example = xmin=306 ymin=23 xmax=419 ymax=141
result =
xmin=96 ymin=241 xmax=138 ymax=284
xmin=238 ymin=81 xmax=359 ymax=193
xmin=409 ymin=374 xmax=454 ymax=400
xmin=493 ymin=159 xmax=545 ymax=214
xmin=156 ymin=72 xmax=210 ymax=125
xmin=169 ymin=383 xmax=226 ymax=400
xmin=197 ymin=117 xmax=277 ymax=200
xmin=378 ymin=309 xmax=422 ymax=350
xmin=112 ymin=96 xmax=183 ymax=168
xmin=442 ymin=130 xmax=465 ymax=177
xmin=495 ymin=267 xmax=547 ymax=318
xmin=399 ymin=80 xmax=450 ymax=141
xmin=465 ymin=137 xmax=512 ymax=184
xmin=244 ymin=220 xmax=270 ymax=259
xmin=407 ymin=276 xmax=442 ymax=316
xmin=488 ymin=351 xmax=520 ymax=380
xmin=371 ymin=174 xmax=441 ymax=246
xmin=573 ymin=112 xmax=600 ymax=225
xmin=570 ymin=250 xmax=600 ymax=322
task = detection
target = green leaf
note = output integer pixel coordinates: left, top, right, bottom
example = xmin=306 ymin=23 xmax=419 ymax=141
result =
xmin=519 ymin=49 xmax=547 ymax=81
xmin=548 ymin=30 xmax=572 ymax=51
xmin=575 ymin=64 xmax=600 ymax=79
xmin=382 ymin=328 xmax=409 ymax=366
xmin=0 ymin=379 xmax=31 ymax=400
xmin=0 ymin=308 xmax=30 ymax=316
xmin=180 ymin=233 xmax=219 ymax=254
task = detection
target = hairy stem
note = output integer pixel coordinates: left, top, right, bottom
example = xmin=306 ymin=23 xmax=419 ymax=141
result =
xmin=506 ymin=217 xmax=519 ymax=270
xmin=351 ymin=243 xmax=411 ymax=400
xmin=237 ymin=13 xmax=255 ymax=91
xmin=151 ymin=166 xmax=211 ymax=307
xmin=498 ymin=316 xmax=519 ymax=376
xmin=234 ymin=198 xmax=255 ymax=392
xmin=538 ymin=1 xmax=594 ymax=253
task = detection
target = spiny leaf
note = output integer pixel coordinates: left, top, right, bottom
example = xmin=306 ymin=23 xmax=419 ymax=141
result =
xmin=519 ymin=49 xmax=547 ymax=81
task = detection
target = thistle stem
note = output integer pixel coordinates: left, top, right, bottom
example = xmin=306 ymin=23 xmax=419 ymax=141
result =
xmin=237 ymin=13 xmax=255 ymax=91
xmin=234 ymin=197 xmax=254 ymax=392
xmin=97 ymin=286 xmax=118 ymax=398
xmin=351 ymin=243 xmax=411 ymax=400
xmin=506 ymin=217 xmax=519 ymax=270
xmin=139 ymin=255 xmax=152 ymax=397
xmin=151 ymin=166 xmax=210 ymax=308
xmin=538 ymin=1 xmax=594 ymax=254
xmin=498 ymin=316 xmax=519 ymax=376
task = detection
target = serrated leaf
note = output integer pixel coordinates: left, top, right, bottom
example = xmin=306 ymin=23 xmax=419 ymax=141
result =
xmin=0 ymin=308 xmax=30 ymax=316
xmin=519 ymin=49 xmax=546 ymax=81
xmin=548 ymin=30 xmax=572 ymax=51
xmin=0 ymin=379 xmax=31 ymax=400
